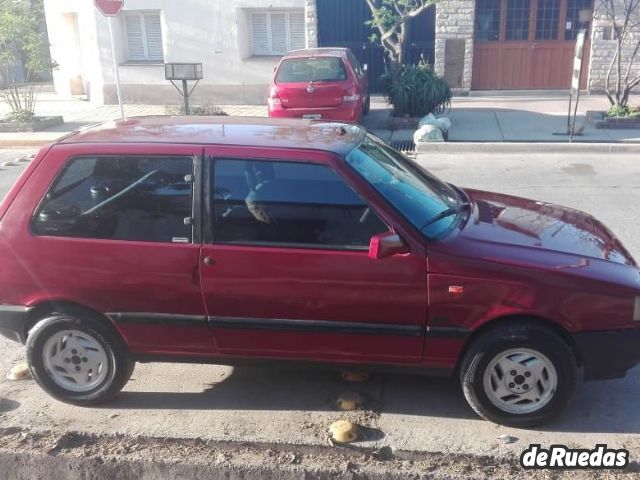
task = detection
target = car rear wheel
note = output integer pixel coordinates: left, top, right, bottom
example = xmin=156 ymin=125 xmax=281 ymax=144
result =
xmin=26 ymin=314 xmax=133 ymax=405
xmin=459 ymin=322 xmax=577 ymax=427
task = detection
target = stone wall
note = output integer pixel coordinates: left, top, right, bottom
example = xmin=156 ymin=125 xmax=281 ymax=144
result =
xmin=305 ymin=0 xmax=319 ymax=49
xmin=588 ymin=0 xmax=640 ymax=95
xmin=434 ymin=0 xmax=475 ymax=93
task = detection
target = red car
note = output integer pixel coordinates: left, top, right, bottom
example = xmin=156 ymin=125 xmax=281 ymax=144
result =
xmin=1 ymin=117 xmax=639 ymax=427
xmin=267 ymin=48 xmax=369 ymax=123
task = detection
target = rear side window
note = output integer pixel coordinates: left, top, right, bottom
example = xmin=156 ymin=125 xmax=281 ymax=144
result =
xmin=32 ymin=156 xmax=194 ymax=243
xmin=347 ymin=51 xmax=364 ymax=78
xmin=212 ymin=159 xmax=388 ymax=249
xmin=276 ymin=57 xmax=347 ymax=83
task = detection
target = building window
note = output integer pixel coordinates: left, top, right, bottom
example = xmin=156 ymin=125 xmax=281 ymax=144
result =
xmin=536 ymin=0 xmax=560 ymax=40
xmin=251 ymin=10 xmax=306 ymax=56
xmin=125 ymin=12 xmax=164 ymax=62
xmin=475 ymin=0 xmax=501 ymax=42
xmin=506 ymin=0 xmax=531 ymax=41
xmin=565 ymin=0 xmax=592 ymax=40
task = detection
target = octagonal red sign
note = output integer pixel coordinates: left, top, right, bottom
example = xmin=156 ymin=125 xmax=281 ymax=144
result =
xmin=94 ymin=0 xmax=124 ymax=16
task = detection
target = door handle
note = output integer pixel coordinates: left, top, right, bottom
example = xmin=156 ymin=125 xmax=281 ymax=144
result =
xmin=203 ymin=256 xmax=214 ymax=266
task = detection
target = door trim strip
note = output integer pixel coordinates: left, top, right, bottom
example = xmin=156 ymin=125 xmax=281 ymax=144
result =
xmin=107 ymin=312 xmax=207 ymax=327
xmin=208 ymin=315 xmax=423 ymax=337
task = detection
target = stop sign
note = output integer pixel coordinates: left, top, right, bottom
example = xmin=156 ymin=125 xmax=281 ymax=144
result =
xmin=94 ymin=0 xmax=124 ymax=16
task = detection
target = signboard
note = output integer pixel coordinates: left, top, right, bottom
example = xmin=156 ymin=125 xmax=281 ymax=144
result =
xmin=94 ymin=0 xmax=124 ymax=16
xmin=554 ymin=29 xmax=587 ymax=141
xmin=165 ymin=64 xmax=204 ymax=115
xmin=571 ymin=30 xmax=586 ymax=95
xmin=165 ymin=63 xmax=204 ymax=81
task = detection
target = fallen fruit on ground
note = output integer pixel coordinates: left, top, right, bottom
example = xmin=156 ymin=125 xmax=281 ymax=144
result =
xmin=329 ymin=420 xmax=359 ymax=444
xmin=341 ymin=371 xmax=371 ymax=383
xmin=7 ymin=362 xmax=31 ymax=381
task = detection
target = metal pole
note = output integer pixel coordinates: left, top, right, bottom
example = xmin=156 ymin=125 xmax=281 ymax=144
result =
xmin=182 ymin=79 xmax=190 ymax=115
xmin=108 ymin=16 xmax=125 ymax=120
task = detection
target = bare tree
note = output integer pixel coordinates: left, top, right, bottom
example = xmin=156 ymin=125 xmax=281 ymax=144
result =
xmin=365 ymin=0 xmax=437 ymax=77
xmin=598 ymin=0 xmax=640 ymax=108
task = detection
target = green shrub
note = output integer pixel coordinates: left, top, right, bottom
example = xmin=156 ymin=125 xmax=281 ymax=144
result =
xmin=165 ymin=104 xmax=228 ymax=116
xmin=381 ymin=64 xmax=451 ymax=117
xmin=5 ymin=109 xmax=35 ymax=122
xmin=606 ymin=104 xmax=640 ymax=118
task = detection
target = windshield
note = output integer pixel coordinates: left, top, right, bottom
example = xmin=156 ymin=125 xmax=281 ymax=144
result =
xmin=276 ymin=57 xmax=347 ymax=83
xmin=345 ymin=136 xmax=462 ymax=238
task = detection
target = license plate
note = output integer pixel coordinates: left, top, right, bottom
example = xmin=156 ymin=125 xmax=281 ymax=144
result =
xmin=303 ymin=114 xmax=321 ymax=120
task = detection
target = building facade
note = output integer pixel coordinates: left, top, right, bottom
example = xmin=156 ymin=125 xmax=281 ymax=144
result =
xmin=43 ymin=0 xmax=636 ymax=105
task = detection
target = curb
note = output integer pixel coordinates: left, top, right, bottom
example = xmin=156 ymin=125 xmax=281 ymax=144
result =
xmin=417 ymin=142 xmax=640 ymax=154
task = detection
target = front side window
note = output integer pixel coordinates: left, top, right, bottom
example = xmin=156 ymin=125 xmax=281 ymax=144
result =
xmin=251 ymin=10 xmax=305 ymax=56
xmin=346 ymin=136 xmax=462 ymax=239
xmin=276 ymin=57 xmax=347 ymax=83
xmin=212 ymin=159 xmax=388 ymax=249
xmin=32 ymin=156 xmax=194 ymax=243
xmin=125 ymin=12 xmax=164 ymax=62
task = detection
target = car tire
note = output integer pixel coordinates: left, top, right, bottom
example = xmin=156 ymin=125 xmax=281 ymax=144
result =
xmin=26 ymin=314 xmax=133 ymax=406
xmin=363 ymin=94 xmax=371 ymax=115
xmin=459 ymin=321 xmax=577 ymax=427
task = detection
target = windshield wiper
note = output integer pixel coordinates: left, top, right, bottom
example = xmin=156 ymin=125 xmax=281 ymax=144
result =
xmin=419 ymin=201 xmax=470 ymax=230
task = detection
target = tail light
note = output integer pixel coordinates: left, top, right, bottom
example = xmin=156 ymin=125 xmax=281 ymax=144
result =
xmin=268 ymin=87 xmax=281 ymax=106
xmin=343 ymin=87 xmax=359 ymax=103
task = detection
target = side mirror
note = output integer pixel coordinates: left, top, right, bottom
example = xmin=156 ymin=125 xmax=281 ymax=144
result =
xmin=363 ymin=63 xmax=368 ymax=72
xmin=368 ymin=232 xmax=409 ymax=260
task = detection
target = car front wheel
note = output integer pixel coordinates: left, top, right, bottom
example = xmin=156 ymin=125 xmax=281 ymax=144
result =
xmin=26 ymin=314 xmax=133 ymax=405
xmin=459 ymin=322 xmax=577 ymax=427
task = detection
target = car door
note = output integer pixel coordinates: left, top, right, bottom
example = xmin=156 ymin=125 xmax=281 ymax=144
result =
xmin=12 ymin=143 xmax=213 ymax=356
xmin=200 ymin=147 xmax=428 ymax=364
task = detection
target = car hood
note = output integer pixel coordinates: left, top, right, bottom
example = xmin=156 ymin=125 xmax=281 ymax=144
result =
xmin=457 ymin=189 xmax=636 ymax=267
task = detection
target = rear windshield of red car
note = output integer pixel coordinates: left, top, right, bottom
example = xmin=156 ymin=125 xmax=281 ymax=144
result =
xmin=276 ymin=57 xmax=348 ymax=83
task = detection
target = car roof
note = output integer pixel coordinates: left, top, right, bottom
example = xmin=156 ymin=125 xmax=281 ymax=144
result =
xmin=284 ymin=48 xmax=350 ymax=59
xmin=58 ymin=116 xmax=366 ymax=155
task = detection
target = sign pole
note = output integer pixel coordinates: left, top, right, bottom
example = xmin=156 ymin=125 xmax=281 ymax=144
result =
xmin=107 ymin=16 xmax=125 ymax=120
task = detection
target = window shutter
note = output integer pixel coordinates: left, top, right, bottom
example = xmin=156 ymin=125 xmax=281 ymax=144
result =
xmin=270 ymin=13 xmax=287 ymax=55
xmin=126 ymin=15 xmax=145 ymax=61
xmin=289 ymin=12 xmax=306 ymax=50
xmin=252 ymin=13 xmax=269 ymax=55
xmin=144 ymin=14 xmax=164 ymax=61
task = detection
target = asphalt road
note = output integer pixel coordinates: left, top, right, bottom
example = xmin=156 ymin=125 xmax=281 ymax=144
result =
xmin=1 ymin=149 xmax=640 ymax=464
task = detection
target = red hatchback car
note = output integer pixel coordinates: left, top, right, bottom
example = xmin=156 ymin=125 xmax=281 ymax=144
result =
xmin=1 ymin=117 xmax=639 ymax=427
xmin=267 ymin=48 xmax=369 ymax=123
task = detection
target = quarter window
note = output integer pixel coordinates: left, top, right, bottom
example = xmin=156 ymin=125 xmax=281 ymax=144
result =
xmin=32 ymin=156 xmax=194 ymax=243
xmin=212 ymin=159 xmax=388 ymax=249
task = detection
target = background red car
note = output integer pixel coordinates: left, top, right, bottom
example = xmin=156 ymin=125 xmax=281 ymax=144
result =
xmin=267 ymin=48 xmax=369 ymax=123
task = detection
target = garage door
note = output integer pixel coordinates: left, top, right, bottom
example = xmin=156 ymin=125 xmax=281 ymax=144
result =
xmin=472 ymin=0 xmax=592 ymax=90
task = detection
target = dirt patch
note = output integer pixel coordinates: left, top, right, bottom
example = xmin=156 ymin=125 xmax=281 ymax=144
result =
xmin=0 ymin=427 xmax=637 ymax=480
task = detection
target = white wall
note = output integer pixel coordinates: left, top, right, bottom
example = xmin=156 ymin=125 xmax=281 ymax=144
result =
xmin=45 ymin=0 xmax=308 ymax=104
xmin=44 ymin=0 xmax=106 ymax=102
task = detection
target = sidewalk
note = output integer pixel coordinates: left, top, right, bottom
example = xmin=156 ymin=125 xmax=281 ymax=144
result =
xmin=0 ymin=92 xmax=267 ymax=147
xmin=446 ymin=94 xmax=640 ymax=142
xmin=2 ymin=91 xmax=640 ymax=148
